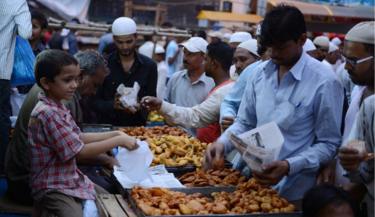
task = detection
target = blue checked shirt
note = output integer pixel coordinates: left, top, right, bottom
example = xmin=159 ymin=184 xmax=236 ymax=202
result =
xmin=218 ymin=52 xmax=344 ymax=201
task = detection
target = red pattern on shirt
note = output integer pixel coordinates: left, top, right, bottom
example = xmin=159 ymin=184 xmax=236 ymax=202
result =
xmin=28 ymin=94 xmax=95 ymax=200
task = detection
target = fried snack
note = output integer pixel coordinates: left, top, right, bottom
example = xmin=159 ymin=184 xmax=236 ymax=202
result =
xmin=119 ymin=126 xmax=188 ymax=139
xmin=178 ymin=168 xmax=247 ymax=187
xmin=131 ymin=179 xmax=296 ymax=216
xmin=148 ymin=135 xmax=208 ymax=167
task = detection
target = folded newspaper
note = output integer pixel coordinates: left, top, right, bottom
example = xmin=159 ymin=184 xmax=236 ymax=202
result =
xmin=230 ymin=122 xmax=284 ymax=172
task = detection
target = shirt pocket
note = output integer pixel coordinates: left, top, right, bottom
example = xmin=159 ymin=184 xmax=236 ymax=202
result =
xmin=273 ymin=101 xmax=304 ymax=131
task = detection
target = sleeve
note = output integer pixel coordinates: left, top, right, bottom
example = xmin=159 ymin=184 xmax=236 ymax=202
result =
xmin=14 ymin=0 xmax=32 ymax=39
xmin=345 ymin=96 xmax=375 ymax=185
xmin=217 ymin=79 xmax=258 ymax=154
xmin=42 ymin=112 xmax=84 ymax=162
xmin=160 ymin=87 xmax=226 ymax=128
xmin=286 ymin=79 xmax=344 ymax=175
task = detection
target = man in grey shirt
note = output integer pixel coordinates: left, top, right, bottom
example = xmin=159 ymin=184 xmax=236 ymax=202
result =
xmin=164 ymin=37 xmax=214 ymax=108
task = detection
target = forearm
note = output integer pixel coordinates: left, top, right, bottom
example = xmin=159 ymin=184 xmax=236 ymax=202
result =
xmin=80 ymin=131 xmax=123 ymax=144
xmin=77 ymin=135 xmax=132 ymax=160
xmin=218 ymin=119 xmax=252 ymax=154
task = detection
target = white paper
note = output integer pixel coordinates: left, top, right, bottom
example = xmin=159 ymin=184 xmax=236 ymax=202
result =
xmin=116 ymin=82 xmax=140 ymax=112
xmin=116 ymin=140 xmax=153 ymax=182
xmin=230 ymin=122 xmax=284 ymax=172
xmin=114 ymin=141 xmax=184 ymax=188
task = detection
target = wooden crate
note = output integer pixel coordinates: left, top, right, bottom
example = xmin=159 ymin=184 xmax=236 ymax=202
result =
xmin=96 ymin=194 xmax=136 ymax=217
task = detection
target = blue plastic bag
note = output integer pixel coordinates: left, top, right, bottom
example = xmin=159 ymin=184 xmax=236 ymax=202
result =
xmin=10 ymin=36 xmax=36 ymax=87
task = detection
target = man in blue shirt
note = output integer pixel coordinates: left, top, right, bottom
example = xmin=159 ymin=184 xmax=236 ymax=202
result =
xmin=204 ymin=5 xmax=344 ymax=202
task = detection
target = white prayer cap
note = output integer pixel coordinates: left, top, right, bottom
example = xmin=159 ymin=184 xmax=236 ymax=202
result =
xmin=345 ymin=21 xmax=374 ymax=45
xmin=238 ymin=39 xmax=259 ymax=57
xmin=331 ymin=37 xmax=342 ymax=46
xmin=229 ymin=32 xmax=252 ymax=43
xmin=328 ymin=42 xmax=339 ymax=53
xmin=155 ymin=44 xmax=165 ymax=54
xmin=180 ymin=37 xmax=208 ymax=53
xmin=207 ymin=31 xmax=223 ymax=39
xmin=223 ymin=33 xmax=232 ymax=41
xmin=303 ymin=39 xmax=316 ymax=52
xmin=255 ymin=23 xmax=262 ymax=36
xmin=112 ymin=17 xmax=137 ymax=36
xmin=313 ymin=36 xmax=330 ymax=48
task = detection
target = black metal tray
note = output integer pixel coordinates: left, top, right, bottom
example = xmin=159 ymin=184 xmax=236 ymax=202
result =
xmin=166 ymin=161 xmax=233 ymax=177
xmin=81 ymin=123 xmax=113 ymax=133
xmin=124 ymin=187 xmax=302 ymax=217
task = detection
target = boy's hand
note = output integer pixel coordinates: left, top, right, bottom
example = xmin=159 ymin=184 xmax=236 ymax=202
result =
xmin=141 ymin=96 xmax=162 ymax=111
xmin=118 ymin=135 xmax=139 ymax=150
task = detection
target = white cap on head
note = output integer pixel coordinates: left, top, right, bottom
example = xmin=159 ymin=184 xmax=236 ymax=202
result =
xmin=237 ymin=39 xmax=259 ymax=57
xmin=180 ymin=37 xmax=208 ymax=53
xmin=207 ymin=31 xmax=223 ymax=39
xmin=313 ymin=36 xmax=330 ymax=48
xmin=303 ymin=39 xmax=316 ymax=52
xmin=328 ymin=42 xmax=339 ymax=53
xmin=331 ymin=37 xmax=342 ymax=46
xmin=345 ymin=21 xmax=375 ymax=45
xmin=155 ymin=44 xmax=165 ymax=54
xmin=229 ymin=32 xmax=252 ymax=43
xmin=223 ymin=33 xmax=232 ymax=41
xmin=112 ymin=17 xmax=137 ymax=36
xmin=256 ymin=23 xmax=262 ymax=36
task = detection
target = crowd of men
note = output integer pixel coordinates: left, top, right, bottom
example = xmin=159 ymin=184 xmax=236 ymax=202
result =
xmin=0 ymin=0 xmax=374 ymax=217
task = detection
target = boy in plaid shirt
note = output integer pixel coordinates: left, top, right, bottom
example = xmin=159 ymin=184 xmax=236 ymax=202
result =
xmin=28 ymin=50 xmax=138 ymax=217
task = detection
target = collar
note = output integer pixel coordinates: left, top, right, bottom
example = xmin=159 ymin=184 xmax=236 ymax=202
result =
xmin=263 ymin=52 xmax=307 ymax=81
xmin=182 ymin=70 xmax=211 ymax=85
xmin=38 ymin=92 xmax=67 ymax=111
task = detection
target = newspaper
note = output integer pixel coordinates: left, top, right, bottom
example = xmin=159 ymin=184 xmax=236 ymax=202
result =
xmin=230 ymin=122 xmax=284 ymax=172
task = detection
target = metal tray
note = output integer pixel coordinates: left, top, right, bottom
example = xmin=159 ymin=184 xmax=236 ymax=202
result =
xmin=125 ymin=187 xmax=302 ymax=217
xmin=81 ymin=124 xmax=112 ymax=133
xmin=166 ymin=161 xmax=233 ymax=177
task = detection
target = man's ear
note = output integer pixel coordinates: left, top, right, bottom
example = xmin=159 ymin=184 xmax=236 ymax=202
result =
xmin=39 ymin=77 xmax=50 ymax=91
xmin=299 ymin=33 xmax=307 ymax=47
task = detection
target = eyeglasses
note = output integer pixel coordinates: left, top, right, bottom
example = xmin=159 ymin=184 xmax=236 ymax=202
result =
xmin=344 ymin=56 xmax=373 ymax=67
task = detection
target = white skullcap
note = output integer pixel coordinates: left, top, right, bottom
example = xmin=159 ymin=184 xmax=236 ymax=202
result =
xmin=207 ymin=31 xmax=223 ymax=39
xmin=313 ymin=36 xmax=330 ymax=48
xmin=223 ymin=33 xmax=232 ymax=41
xmin=331 ymin=37 xmax=342 ymax=46
xmin=229 ymin=32 xmax=252 ymax=43
xmin=345 ymin=21 xmax=374 ymax=45
xmin=303 ymin=39 xmax=316 ymax=52
xmin=328 ymin=42 xmax=339 ymax=53
xmin=138 ymin=41 xmax=154 ymax=58
xmin=238 ymin=39 xmax=259 ymax=57
xmin=256 ymin=23 xmax=262 ymax=36
xmin=112 ymin=17 xmax=137 ymax=36
xmin=180 ymin=37 xmax=208 ymax=53
xmin=155 ymin=44 xmax=165 ymax=54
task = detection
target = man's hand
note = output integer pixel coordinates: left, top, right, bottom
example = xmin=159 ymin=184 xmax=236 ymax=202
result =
xmin=316 ymin=160 xmax=336 ymax=185
xmin=203 ymin=142 xmax=225 ymax=170
xmin=252 ymin=160 xmax=290 ymax=186
xmin=338 ymin=147 xmax=367 ymax=172
xmin=141 ymin=96 xmax=162 ymax=111
xmin=221 ymin=116 xmax=234 ymax=131
xmin=114 ymin=94 xmax=140 ymax=114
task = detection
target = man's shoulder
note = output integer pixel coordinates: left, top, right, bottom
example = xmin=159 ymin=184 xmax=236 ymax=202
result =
xmin=169 ymin=69 xmax=187 ymax=82
xmin=137 ymin=53 xmax=157 ymax=67
xmin=304 ymin=56 xmax=338 ymax=83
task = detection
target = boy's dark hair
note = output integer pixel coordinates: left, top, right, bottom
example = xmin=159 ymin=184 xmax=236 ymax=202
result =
xmin=302 ymin=184 xmax=359 ymax=217
xmin=260 ymin=5 xmax=306 ymax=47
xmin=31 ymin=10 xmax=48 ymax=29
xmin=34 ymin=50 xmax=78 ymax=89
xmin=207 ymin=42 xmax=234 ymax=72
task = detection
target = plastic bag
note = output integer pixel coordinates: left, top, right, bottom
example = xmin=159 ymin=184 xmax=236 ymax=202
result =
xmin=10 ymin=36 xmax=36 ymax=87
xmin=116 ymin=82 xmax=140 ymax=112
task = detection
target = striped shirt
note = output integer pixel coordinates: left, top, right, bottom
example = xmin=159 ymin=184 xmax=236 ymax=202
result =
xmin=0 ymin=0 xmax=32 ymax=80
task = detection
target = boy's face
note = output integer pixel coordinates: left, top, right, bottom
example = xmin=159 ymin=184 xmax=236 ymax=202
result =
xmin=30 ymin=19 xmax=43 ymax=41
xmin=42 ymin=64 xmax=81 ymax=101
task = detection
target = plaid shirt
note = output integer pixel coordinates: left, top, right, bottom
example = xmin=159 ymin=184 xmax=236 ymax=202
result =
xmin=28 ymin=93 xmax=95 ymax=200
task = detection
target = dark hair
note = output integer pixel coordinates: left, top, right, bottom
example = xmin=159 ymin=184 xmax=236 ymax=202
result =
xmin=207 ymin=42 xmax=234 ymax=72
xmin=34 ymin=50 xmax=78 ymax=89
xmin=302 ymin=185 xmax=359 ymax=217
xmin=197 ymin=30 xmax=207 ymax=40
xmin=260 ymin=5 xmax=306 ymax=47
xmin=31 ymin=10 xmax=48 ymax=29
